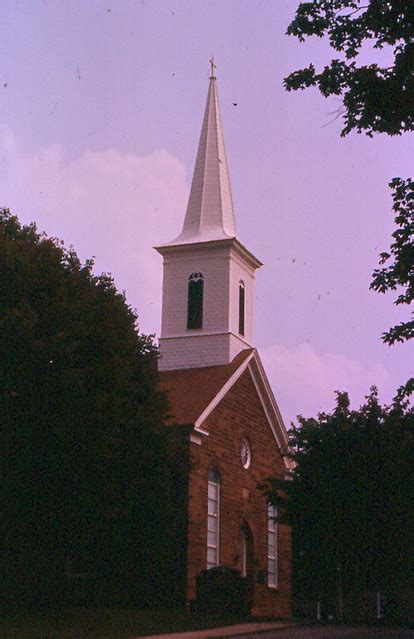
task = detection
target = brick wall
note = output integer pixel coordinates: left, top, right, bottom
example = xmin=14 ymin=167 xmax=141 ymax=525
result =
xmin=185 ymin=368 xmax=292 ymax=618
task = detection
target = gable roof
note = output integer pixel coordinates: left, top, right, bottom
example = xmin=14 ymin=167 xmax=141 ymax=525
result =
xmin=159 ymin=348 xmax=253 ymax=427
xmin=158 ymin=348 xmax=291 ymax=466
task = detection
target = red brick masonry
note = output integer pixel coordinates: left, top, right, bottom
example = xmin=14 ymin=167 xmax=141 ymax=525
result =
xmin=159 ymin=351 xmax=292 ymax=619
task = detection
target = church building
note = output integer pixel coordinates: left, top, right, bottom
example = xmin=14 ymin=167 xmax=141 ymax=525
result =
xmin=155 ymin=66 xmax=292 ymax=619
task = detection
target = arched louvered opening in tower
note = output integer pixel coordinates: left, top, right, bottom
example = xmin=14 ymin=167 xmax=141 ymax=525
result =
xmin=187 ymin=272 xmax=204 ymax=329
xmin=239 ymin=280 xmax=245 ymax=336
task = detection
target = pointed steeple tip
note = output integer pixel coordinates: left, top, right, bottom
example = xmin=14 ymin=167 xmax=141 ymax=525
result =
xmin=165 ymin=58 xmax=236 ymax=245
xmin=209 ymin=55 xmax=217 ymax=80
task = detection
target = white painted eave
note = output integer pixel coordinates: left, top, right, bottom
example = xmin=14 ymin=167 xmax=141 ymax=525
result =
xmin=194 ymin=349 xmax=292 ymax=468
xmin=194 ymin=350 xmax=255 ymax=433
xmin=154 ymin=236 xmax=262 ymax=270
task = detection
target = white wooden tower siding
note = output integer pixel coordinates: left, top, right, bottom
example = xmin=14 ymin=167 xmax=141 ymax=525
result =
xmin=155 ymin=70 xmax=262 ymax=371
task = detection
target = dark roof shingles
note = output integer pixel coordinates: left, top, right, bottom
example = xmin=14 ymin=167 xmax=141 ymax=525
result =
xmin=158 ymin=349 xmax=253 ymax=425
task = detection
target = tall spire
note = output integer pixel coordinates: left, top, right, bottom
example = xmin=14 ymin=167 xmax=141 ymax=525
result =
xmin=155 ymin=65 xmax=262 ymax=372
xmin=174 ymin=63 xmax=237 ymax=243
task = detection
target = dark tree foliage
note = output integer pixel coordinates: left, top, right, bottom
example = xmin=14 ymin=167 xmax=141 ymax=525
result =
xmin=262 ymin=389 xmax=414 ymax=622
xmin=371 ymin=177 xmax=414 ymax=346
xmin=285 ymin=1 xmax=414 ymax=137
xmin=285 ymin=1 xmax=414 ymax=353
xmin=1 ymin=209 xmax=177 ymax=610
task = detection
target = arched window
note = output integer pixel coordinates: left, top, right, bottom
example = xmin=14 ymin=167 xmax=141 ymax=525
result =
xmin=267 ymin=504 xmax=278 ymax=587
xmin=207 ymin=468 xmax=220 ymax=569
xmin=239 ymin=280 xmax=245 ymax=336
xmin=187 ymin=272 xmax=204 ymax=329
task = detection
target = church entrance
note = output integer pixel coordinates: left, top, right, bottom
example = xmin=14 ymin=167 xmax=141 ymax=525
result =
xmin=240 ymin=522 xmax=254 ymax=580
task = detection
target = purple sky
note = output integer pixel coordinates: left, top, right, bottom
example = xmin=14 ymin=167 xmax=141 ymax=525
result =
xmin=1 ymin=0 xmax=412 ymax=425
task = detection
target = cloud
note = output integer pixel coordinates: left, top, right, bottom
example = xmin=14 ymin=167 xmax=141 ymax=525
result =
xmin=0 ymin=126 xmax=188 ymax=334
xmin=0 ymin=128 xmax=398 ymax=424
xmin=260 ymin=342 xmax=391 ymax=426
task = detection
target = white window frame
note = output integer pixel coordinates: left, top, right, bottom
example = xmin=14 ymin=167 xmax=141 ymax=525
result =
xmin=267 ymin=504 xmax=278 ymax=588
xmin=240 ymin=438 xmax=252 ymax=469
xmin=207 ymin=469 xmax=220 ymax=569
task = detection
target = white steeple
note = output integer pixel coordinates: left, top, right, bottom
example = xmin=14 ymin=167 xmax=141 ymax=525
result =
xmin=175 ymin=68 xmax=236 ymax=243
xmin=155 ymin=65 xmax=262 ymax=371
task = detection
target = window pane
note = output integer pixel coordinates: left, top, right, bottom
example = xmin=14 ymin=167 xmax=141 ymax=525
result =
xmin=207 ymin=468 xmax=220 ymax=570
xmin=239 ymin=282 xmax=245 ymax=336
xmin=187 ymin=277 xmax=203 ymax=329
xmin=208 ymin=498 xmax=217 ymax=515
xmin=208 ymin=483 xmax=218 ymax=500
xmin=268 ymin=503 xmax=277 ymax=586
xmin=207 ymin=531 xmax=217 ymax=546
xmin=207 ymin=548 xmax=217 ymax=565
xmin=207 ymin=515 xmax=217 ymax=532
xmin=268 ymin=570 xmax=276 ymax=587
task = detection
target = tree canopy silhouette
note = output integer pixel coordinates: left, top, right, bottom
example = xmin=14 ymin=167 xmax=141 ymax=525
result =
xmin=262 ymin=388 xmax=414 ymax=623
xmin=285 ymin=1 xmax=414 ymax=137
xmin=1 ymin=209 xmax=176 ymax=610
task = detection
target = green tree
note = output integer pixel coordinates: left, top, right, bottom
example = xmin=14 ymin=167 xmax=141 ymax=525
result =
xmin=284 ymin=1 xmax=414 ymax=352
xmin=285 ymin=1 xmax=414 ymax=137
xmin=262 ymin=389 xmax=414 ymax=622
xmin=370 ymin=177 xmax=414 ymax=346
xmin=1 ymin=209 xmax=177 ymax=610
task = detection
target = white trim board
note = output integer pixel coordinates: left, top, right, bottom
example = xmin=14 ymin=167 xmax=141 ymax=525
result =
xmin=194 ymin=349 xmax=291 ymax=467
xmin=194 ymin=351 xmax=255 ymax=432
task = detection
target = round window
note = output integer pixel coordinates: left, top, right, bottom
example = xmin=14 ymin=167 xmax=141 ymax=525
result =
xmin=240 ymin=439 xmax=251 ymax=469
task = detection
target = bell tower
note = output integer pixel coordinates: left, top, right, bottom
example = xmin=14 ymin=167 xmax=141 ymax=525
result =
xmin=155 ymin=64 xmax=262 ymax=371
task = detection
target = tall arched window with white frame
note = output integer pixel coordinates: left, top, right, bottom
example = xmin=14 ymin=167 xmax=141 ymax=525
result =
xmin=187 ymin=272 xmax=204 ymax=329
xmin=267 ymin=504 xmax=278 ymax=587
xmin=207 ymin=468 xmax=220 ymax=569
xmin=239 ymin=280 xmax=245 ymax=336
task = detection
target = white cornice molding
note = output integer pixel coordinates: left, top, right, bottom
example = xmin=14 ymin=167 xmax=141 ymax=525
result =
xmin=194 ymin=351 xmax=255 ymax=432
xmin=159 ymin=331 xmax=252 ymax=346
xmin=251 ymin=354 xmax=289 ymax=442
xmin=194 ymin=350 xmax=291 ymax=468
xmin=154 ymin=237 xmax=262 ymax=270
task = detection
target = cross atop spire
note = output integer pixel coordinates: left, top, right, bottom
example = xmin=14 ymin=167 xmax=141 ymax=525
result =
xmin=209 ymin=55 xmax=216 ymax=79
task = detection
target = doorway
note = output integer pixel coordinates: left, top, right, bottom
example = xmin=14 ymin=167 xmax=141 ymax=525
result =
xmin=240 ymin=522 xmax=254 ymax=579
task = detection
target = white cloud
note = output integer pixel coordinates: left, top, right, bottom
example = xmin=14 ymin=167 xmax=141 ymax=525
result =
xmin=0 ymin=126 xmax=188 ymax=334
xmin=0 ymin=128 xmax=397 ymax=423
xmin=260 ymin=342 xmax=391 ymax=426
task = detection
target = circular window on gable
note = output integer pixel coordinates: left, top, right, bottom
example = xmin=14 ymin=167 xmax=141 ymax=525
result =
xmin=240 ymin=439 xmax=251 ymax=469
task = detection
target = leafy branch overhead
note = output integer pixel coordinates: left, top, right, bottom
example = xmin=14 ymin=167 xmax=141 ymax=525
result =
xmin=285 ymin=1 xmax=414 ymax=137
xmin=371 ymin=178 xmax=414 ymax=344
xmin=285 ymin=1 xmax=414 ymax=354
